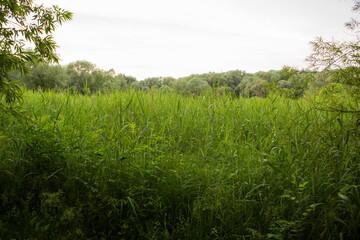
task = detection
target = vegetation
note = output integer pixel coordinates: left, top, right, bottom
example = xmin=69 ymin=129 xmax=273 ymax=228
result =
xmin=12 ymin=61 xmax=325 ymax=98
xmin=1 ymin=89 xmax=359 ymax=239
xmin=1 ymin=0 xmax=360 ymax=239
xmin=307 ymin=30 xmax=360 ymax=116
xmin=0 ymin=0 xmax=72 ymax=116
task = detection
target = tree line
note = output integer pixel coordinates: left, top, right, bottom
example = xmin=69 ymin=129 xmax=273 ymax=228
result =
xmin=9 ymin=60 xmax=339 ymax=98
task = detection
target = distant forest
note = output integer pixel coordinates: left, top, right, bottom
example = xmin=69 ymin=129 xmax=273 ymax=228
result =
xmin=10 ymin=60 xmax=342 ymax=98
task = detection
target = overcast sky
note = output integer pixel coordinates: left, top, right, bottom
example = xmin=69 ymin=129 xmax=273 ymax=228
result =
xmin=44 ymin=0 xmax=355 ymax=80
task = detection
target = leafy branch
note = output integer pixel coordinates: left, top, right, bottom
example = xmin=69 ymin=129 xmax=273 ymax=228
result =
xmin=0 ymin=0 xmax=72 ymax=116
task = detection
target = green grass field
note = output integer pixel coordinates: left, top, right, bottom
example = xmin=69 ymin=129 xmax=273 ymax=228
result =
xmin=1 ymin=89 xmax=360 ymax=239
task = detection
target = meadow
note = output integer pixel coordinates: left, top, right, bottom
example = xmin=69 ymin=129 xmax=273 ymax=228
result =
xmin=1 ymin=88 xmax=359 ymax=239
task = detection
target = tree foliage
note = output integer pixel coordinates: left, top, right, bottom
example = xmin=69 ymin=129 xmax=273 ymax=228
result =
xmin=0 ymin=0 xmax=72 ymax=114
xmin=306 ymin=0 xmax=360 ymax=114
xmin=24 ymin=63 xmax=69 ymax=90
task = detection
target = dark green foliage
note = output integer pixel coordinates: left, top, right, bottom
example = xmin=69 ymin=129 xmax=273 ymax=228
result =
xmin=187 ymin=76 xmax=210 ymax=95
xmin=276 ymin=68 xmax=313 ymax=99
xmin=66 ymin=60 xmax=123 ymax=93
xmin=280 ymin=66 xmax=298 ymax=80
xmin=306 ymin=0 xmax=360 ymax=116
xmin=162 ymin=76 xmax=176 ymax=87
xmin=66 ymin=60 xmax=97 ymax=93
xmin=13 ymin=60 xmax=137 ymax=93
xmin=143 ymin=76 xmax=163 ymax=89
xmin=224 ymin=70 xmax=246 ymax=89
xmin=0 ymin=0 xmax=72 ymax=113
xmin=11 ymin=59 xmax=325 ymax=98
xmin=22 ymin=63 xmax=69 ymax=90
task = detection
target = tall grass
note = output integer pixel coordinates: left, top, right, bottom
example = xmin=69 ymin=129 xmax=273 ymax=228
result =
xmin=1 ymin=88 xmax=359 ymax=239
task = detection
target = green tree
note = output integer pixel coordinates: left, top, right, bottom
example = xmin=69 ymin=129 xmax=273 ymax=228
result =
xmin=124 ymin=75 xmax=137 ymax=85
xmin=277 ymin=72 xmax=311 ymax=99
xmin=91 ymin=68 xmax=116 ymax=92
xmin=66 ymin=61 xmax=96 ymax=93
xmin=235 ymin=74 xmax=267 ymax=97
xmin=279 ymin=66 xmax=298 ymax=81
xmin=250 ymin=79 xmax=268 ymax=98
xmin=224 ymin=70 xmax=246 ymax=89
xmin=104 ymin=73 xmax=128 ymax=90
xmin=162 ymin=76 xmax=176 ymax=87
xmin=143 ymin=77 xmax=162 ymax=89
xmin=306 ymin=0 xmax=360 ymax=113
xmin=187 ymin=76 xmax=209 ymax=95
xmin=19 ymin=63 xmax=69 ymax=90
xmin=235 ymin=74 xmax=253 ymax=97
xmin=204 ymin=72 xmax=223 ymax=87
xmin=0 ymin=0 xmax=72 ymax=113
xmin=159 ymin=85 xmax=174 ymax=93
xmin=276 ymin=67 xmax=313 ymax=99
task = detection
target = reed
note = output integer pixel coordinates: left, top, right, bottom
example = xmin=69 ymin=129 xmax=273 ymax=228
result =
xmin=1 ymin=88 xmax=359 ymax=239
